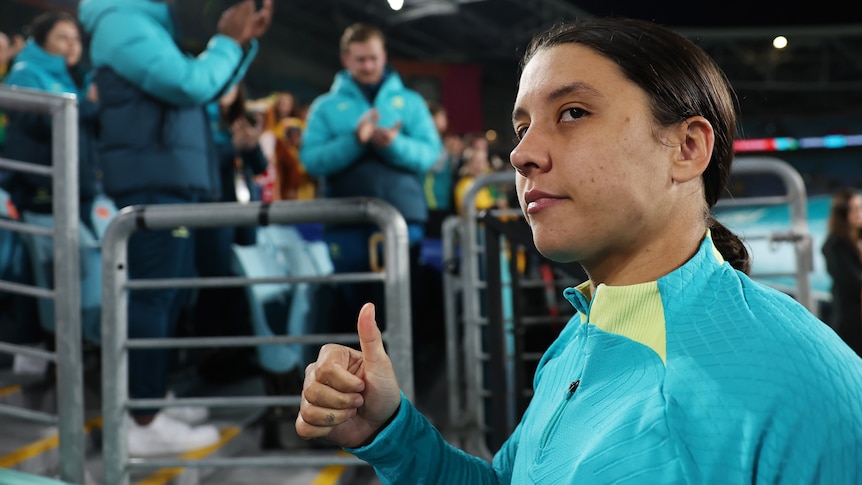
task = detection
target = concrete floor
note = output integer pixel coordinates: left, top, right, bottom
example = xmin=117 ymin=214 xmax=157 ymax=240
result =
xmin=0 ymin=346 xmax=462 ymax=485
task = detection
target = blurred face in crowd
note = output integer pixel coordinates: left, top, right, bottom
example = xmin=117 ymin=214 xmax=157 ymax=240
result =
xmin=444 ymin=133 xmax=464 ymax=156
xmin=849 ymin=194 xmax=862 ymax=230
xmin=433 ymin=109 xmax=448 ymax=135
xmin=275 ymin=92 xmax=294 ymax=118
xmin=43 ymin=20 xmax=81 ymax=67
xmin=286 ymin=127 xmax=302 ymax=146
xmin=0 ymin=33 xmax=10 ymax=63
xmin=464 ymin=147 xmax=490 ymax=177
xmin=342 ymin=35 xmax=387 ymax=86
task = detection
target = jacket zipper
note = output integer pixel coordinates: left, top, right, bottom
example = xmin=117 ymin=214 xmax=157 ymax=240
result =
xmin=540 ymin=379 xmax=580 ymax=448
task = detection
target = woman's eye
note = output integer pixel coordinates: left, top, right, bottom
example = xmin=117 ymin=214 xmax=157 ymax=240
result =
xmin=560 ymin=107 xmax=587 ymax=123
xmin=514 ymin=125 xmax=528 ymax=141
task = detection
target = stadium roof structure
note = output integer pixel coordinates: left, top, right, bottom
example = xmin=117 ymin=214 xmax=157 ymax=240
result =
xmin=4 ymin=0 xmax=861 ymax=121
xmin=215 ymin=0 xmax=862 ymax=120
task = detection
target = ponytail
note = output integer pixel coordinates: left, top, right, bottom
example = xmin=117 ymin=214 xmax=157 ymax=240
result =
xmin=707 ymin=215 xmax=750 ymax=274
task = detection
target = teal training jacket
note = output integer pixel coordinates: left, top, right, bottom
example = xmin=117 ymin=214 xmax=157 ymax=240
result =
xmin=351 ymin=233 xmax=862 ymax=484
xmin=300 ymin=69 xmax=442 ymax=225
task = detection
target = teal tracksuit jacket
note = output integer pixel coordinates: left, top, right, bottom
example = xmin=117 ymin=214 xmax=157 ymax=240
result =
xmin=350 ymin=233 xmax=862 ymax=483
xmin=300 ymin=69 xmax=442 ymax=229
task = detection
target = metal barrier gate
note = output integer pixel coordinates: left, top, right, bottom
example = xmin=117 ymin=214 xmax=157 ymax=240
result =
xmin=0 ymin=86 xmax=85 ymax=484
xmin=714 ymin=156 xmax=816 ymax=315
xmin=100 ymin=198 xmax=414 ymax=485
xmin=444 ymin=171 xmax=585 ymax=459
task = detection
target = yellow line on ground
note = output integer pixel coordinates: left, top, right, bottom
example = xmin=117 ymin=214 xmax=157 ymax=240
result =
xmin=0 ymin=385 xmax=22 ymax=398
xmin=0 ymin=416 xmax=103 ymax=468
xmin=309 ymin=450 xmax=353 ymax=485
xmin=0 ymin=434 xmax=58 ymax=468
xmin=134 ymin=426 xmax=241 ymax=485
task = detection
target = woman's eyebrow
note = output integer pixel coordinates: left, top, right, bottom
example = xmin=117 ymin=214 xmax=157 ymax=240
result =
xmin=546 ymin=82 xmax=601 ymax=103
xmin=512 ymin=81 xmax=602 ymax=122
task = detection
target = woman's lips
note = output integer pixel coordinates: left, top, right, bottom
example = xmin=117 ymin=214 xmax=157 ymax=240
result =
xmin=524 ymin=190 xmax=565 ymax=215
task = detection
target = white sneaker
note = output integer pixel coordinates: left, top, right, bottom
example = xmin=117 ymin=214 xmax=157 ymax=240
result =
xmin=128 ymin=412 xmax=221 ymax=457
xmin=162 ymin=392 xmax=209 ymax=425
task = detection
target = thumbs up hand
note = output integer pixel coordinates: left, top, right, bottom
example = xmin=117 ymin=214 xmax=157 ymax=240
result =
xmin=295 ymin=303 xmax=402 ymax=447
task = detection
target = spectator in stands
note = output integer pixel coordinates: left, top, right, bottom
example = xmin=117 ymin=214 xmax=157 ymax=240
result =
xmin=453 ymin=144 xmax=500 ymax=215
xmin=0 ymin=30 xmax=24 ymax=154
xmin=78 ymin=0 xmax=272 ymax=457
xmin=273 ymin=116 xmax=317 ymax=201
xmin=255 ymin=91 xmax=315 ymax=202
xmin=456 ymin=131 xmax=488 ymax=176
xmin=822 ymin=187 xmax=862 ymax=356
xmin=423 ymin=101 xmax=456 ymax=233
xmin=194 ymin=82 xmax=267 ymax=345
xmin=0 ymin=30 xmax=24 ymax=79
xmin=296 ymin=18 xmax=862 ymax=484
xmin=299 ymin=23 xmax=442 ymax=336
xmin=193 ymin=81 xmax=269 ymax=399
xmin=2 ymin=11 xmax=101 ymax=232
xmin=264 ymin=90 xmax=301 ymax=129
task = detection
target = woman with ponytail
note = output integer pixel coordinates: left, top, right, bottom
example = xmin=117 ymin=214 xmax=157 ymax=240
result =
xmin=822 ymin=187 xmax=862 ymax=356
xmin=296 ymin=18 xmax=862 ymax=484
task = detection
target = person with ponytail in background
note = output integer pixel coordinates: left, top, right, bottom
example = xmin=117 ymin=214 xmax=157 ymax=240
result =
xmin=822 ymin=187 xmax=862 ymax=357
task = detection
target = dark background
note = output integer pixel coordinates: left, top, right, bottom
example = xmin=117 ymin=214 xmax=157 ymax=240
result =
xmin=3 ymin=0 xmax=862 ymax=192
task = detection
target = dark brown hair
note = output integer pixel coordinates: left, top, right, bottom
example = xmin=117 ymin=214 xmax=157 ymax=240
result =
xmin=827 ymin=187 xmax=860 ymax=242
xmin=29 ymin=11 xmax=79 ymax=49
xmin=521 ymin=18 xmax=750 ymax=273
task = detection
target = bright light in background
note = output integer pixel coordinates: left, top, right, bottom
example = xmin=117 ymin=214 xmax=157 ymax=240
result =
xmin=772 ymin=35 xmax=788 ymax=49
xmin=486 ymin=130 xmax=497 ymax=142
xmin=388 ymin=0 xmax=404 ymax=10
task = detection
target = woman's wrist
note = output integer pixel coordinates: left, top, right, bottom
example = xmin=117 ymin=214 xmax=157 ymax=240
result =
xmin=358 ymin=403 xmax=401 ymax=448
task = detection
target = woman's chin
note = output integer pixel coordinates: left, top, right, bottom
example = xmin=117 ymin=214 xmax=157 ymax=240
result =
xmin=533 ymin=242 xmax=578 ymax=264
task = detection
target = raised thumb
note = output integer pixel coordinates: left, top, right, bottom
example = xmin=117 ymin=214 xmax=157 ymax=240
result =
xmin=357 ymin=302 xmax=387 ymax=365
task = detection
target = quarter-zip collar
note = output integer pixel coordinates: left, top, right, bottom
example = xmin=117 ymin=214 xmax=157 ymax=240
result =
xmin=562 ymin=231 xmax=724 ymax=364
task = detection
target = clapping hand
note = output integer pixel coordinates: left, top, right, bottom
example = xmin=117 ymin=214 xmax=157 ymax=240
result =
xmin=218 ymin=0 xmax=274 ymax=47
xmin=370 ymin=120 xmax=402 ymax=148
xmin=356 ymin=108 xmax=379 ymax=144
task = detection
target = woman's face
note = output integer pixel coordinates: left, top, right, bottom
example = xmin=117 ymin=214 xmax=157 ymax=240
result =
xmin=848 ymin=194 xmax=862 ymax=229
xmin=510 ymin=44 xmax=684 ymax=278
xmin=275 ymin=93 xmax=294 ymax=117
xmin=43 ymin=20 xmax=81 ymax=67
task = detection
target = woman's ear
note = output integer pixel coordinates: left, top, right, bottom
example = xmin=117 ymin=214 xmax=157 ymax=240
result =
xmin=672 ymin=116 xmax=714 ymax=184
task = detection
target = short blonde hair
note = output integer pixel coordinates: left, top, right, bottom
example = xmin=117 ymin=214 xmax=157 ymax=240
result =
xmin=340 ymin=23 xmax=385 ymax=54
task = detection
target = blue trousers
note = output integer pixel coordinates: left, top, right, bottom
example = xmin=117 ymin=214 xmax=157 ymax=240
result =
xmin=115 ymin=191 xmax=198 ymax=417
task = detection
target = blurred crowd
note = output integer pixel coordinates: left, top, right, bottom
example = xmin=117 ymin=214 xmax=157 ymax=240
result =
xmin=0 ymin=1 xmax=513 ymax=457
xmin=0 ymin=25 xmax=512 ymax=227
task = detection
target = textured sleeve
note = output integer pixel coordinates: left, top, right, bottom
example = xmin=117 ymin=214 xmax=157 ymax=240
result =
xmin=378 ymin=91 xmax=443 ymax=174
xmin=90 ymin=10 xmax=251 ymax=107
xmin=347 ymin=394 xmax=509 ymax=484
xmin=299 ymin=98 xmax=365 ymax=177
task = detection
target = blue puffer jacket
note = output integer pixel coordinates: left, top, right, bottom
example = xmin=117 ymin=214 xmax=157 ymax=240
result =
xmin=2 ymin=39 xmax=101 ymax=213
xmin=77 ymin=0 xmax=258 ymax=199
xmin=300 ymin=69 xmax=442 ymax=224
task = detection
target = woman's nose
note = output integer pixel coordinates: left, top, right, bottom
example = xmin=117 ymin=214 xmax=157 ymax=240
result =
xmin=509 ymin=128 xmax=550 ymax=175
